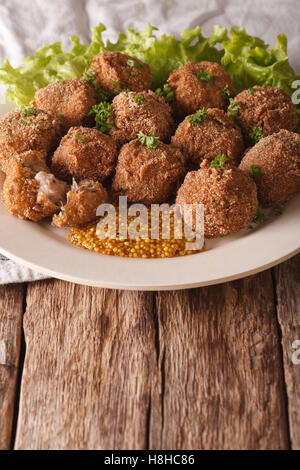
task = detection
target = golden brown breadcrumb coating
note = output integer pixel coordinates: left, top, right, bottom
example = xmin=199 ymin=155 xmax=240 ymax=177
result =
xmin=172 ymin=108 xmax=244 ymax=168
xmin=34 ymin=79 xmax=97 ymax=132
xmin=232 ymin=86 xmax=298 ymax=137
xmin=52 ymin=180 xmax=107 ymax=227
xmin=2 ymin=160 xmax=67 ymax=221
xmin=239 ymin=130 xmax=300 ymax=207
xmin=176 ymin=159 xmax=258 ymax=238
xmin=86 ymin=51 xmax=152 ymax=94
xmin=0 ymin=109 xmax=61 ymax=172
xmin=167 ymin=61 xmax=235 ymax=121
xmin=109 ymin=90 xmax=175 ymax=145
xmin=112 ymin=139 xmax=186 ymax=204
xmin=51 ymin=126 xmax=118 ymax=182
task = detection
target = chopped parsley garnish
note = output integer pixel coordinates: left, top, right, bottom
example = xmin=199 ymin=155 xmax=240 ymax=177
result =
xmin=89 ymin=102 xmax=115 ymax=134
xmin=197 ymin=70 xmax=215 ymax=84
xmin=94 ymin=83 xmax=110 ymax=102
xmin=188 ymin=108 xmax=208 ymax=125
xmin=249 ymin=87 xmax=257 ymax=95
xmin=74 ymin=135 xmax=85 ymax=143
xmin=85 ymin=70 xmax=96 ymax=84
xmin=120 ymin=88 xmax=130 ymax=94
xmin=137 ymin=131 xmax=159 ymax=149
xmin=228 ymin=98 xmax=241 ymax=119
xmin=21 ymin=106 xmax=37 ymax=118
xmin=255 ymin=205 xmax=268 ymax=224
xmin=210 ymin=154 xmax=227 ymax=170
xmin=112 ymin=81 xmax=120 ymax=89
xmin=131 ymin=71 xmax=136 ymax=77
xmin=155 ymin=84 xmax=174 ymax=103
xmin=133 ymin=95 xmax=145 ymax=104
xmin=250 ymin=165 xmax=261 ymax=179
xmin=221 ymin=84 xmax=232 ymax=100
xmin=21 ymin=119 xmax=33 ymax=126
xmin=127 ymin=59 xmax=143 ymax=68
xmin=248 ymin=126 xmax=265 ymax=146
xmin=275 ymin=204 xmax=286 ymax=216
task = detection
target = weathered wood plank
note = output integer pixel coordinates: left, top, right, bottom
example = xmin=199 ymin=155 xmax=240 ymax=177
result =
xmin=15 ymin=280 xmax=157 ymax=450
xmin=273 ymin=254 xmax=300 ymax=450
xmin=0 ymin=283 xmax=24 ymax=450
xmin=150 ymin=271 xmax=289 ymax=450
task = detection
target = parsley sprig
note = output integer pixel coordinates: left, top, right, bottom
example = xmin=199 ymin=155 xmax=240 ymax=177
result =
xmin=21 ymin=106 xmax=37 ymax=118
xmin=133 ymin=95 xmax=145 ymax=105
xmin=210 ymin=154 xmax=228 ymax=170
xmin=248 ymin=127 xmax=265 ymax=146
xmin=228 ymin=98 xmax=241 ymax=120
xmin=188 ymin=108 xmax=208 ymax=125
xmin=155 ymin=84 xmax=174 ymax=103
xmin=197 ymin=70 xmax=215 ymax=84
xmin=137 ymin=131 xmax=159 ymax=149
xmin=85 ymin=70 xmax=96 ymax=84
xmin=250 ymin=165 xmax=261 ymax=179
xmin=127 ymin=59 xmax=144 ymax=68
xmin=74 ymin=135 xmax=85 ymax=143
xmin=221 ymin=84 xmax=232 ymax=101
xmin=255 ymin=205 xmax=268 ymax=224
xmin=89 ymin=102 xmax=115 ymax=133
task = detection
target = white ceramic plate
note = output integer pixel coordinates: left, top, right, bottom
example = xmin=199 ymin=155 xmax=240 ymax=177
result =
xmin=0 ymin=102 xmax=299 ymax=290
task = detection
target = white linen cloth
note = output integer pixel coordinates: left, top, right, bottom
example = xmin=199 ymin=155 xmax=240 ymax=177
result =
xmin=0 ymin=0 xmax=299 ymax=284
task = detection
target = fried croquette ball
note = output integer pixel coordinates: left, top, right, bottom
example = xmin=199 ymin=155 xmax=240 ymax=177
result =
xmin=0 ymin=144 xmax=48 ymax=175
xmin=172 ymin=108 xmax=244 ymax=168
xmin=167 ymin=61 xmax=235 ymax=121
xmin=231 ymin=86 xmax=298 ymax=138
xmin=2 ymin=162 xmax=67 ymax=222
xmin=0 ymin=108 xmax=61 ymax=170
xmin=52 ymin=180 xmax=107 ymax=228
xmin=51 ymin=127 xmax=118 ymax=183
xmin=34 ymin=79 xmax=97 ymax=132
xmin=86 ymin=51 xmax=152 ymax=94
xmin=109 ymin=91 xmax=175 ymax=145
xmin=176 ymin=159 xmax=258 ymax=238
xmin=239 ymin=130 xmax=300 ymax=207
xmin=112 ymin=139 xmax=186 ymax=204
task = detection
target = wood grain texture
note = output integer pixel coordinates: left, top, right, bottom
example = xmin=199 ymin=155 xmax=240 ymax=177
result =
xmin=150 ymin=271 xmax=289 ymax=450
xmin=0 ymin=284 xmax=24 ymax=450
xmin=273 ymin=254 xmax=300 ymax=450
xmin=15 ymin=280 xmax=157 ymax=450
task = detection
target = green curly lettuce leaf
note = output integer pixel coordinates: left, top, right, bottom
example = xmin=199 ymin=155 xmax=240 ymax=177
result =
xmin=220 ymin=27 xmax=300 ymax=118
xmin=0 ymin=22 xmax=299 ymax=119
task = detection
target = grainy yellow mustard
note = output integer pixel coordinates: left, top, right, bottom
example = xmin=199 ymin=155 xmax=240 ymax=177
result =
xmin=69 ymin=208 xmax=205 ymax=259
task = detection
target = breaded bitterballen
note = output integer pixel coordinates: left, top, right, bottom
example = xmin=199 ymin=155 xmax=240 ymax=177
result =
xmin=34 ymin=79 xmax=97 ymax=132
xmin=2 ymin=158 xmax=67 ymax=221
xmin=231 ymin=86 xmax=298 ymax=138
xmin=86 ymin=51 xmax=152 ymax=94
xmin=52 ymin=180 xmax=107 ymax=227
xmin=51 ymin=127 xmax=118 ymax=182
xmin=167 ymin=61 xmax=235 ymax=121
xmin=239 ymin=130 xmax=300 ymax=207
xmin=109 ymin=91 xmax=175 ymax=145
xmin=176 ymin=159 xmax=258 ymax=238
xmin=0 ymin=108 xmax=61 ymax=172
xmin=112 ymin=139 xmax=186 ymax=204
xmin=172 ymin=108 xmax=244 ymax=168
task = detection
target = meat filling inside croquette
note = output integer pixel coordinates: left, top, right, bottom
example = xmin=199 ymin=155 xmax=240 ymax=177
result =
xmin=167 ymin=61 xmax=235 ymax=121
xmin=52 ymin=180 xmax=107 ymax=228
xmin=86 ymin=51 xmax=152 ymax=94
xmin=172 ymin=108 xmax=244 ymax=168
xmin=109 ymin=90 xmax=175 ymax=145
xmin=51 ymin=126 xmax=118 ymax=182
xmin=34 ymin=79 xmax=97 ymax=132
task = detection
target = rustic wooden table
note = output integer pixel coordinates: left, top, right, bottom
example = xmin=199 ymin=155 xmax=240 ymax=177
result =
xmin=0 ymin=254 xmax=299 ymax=450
